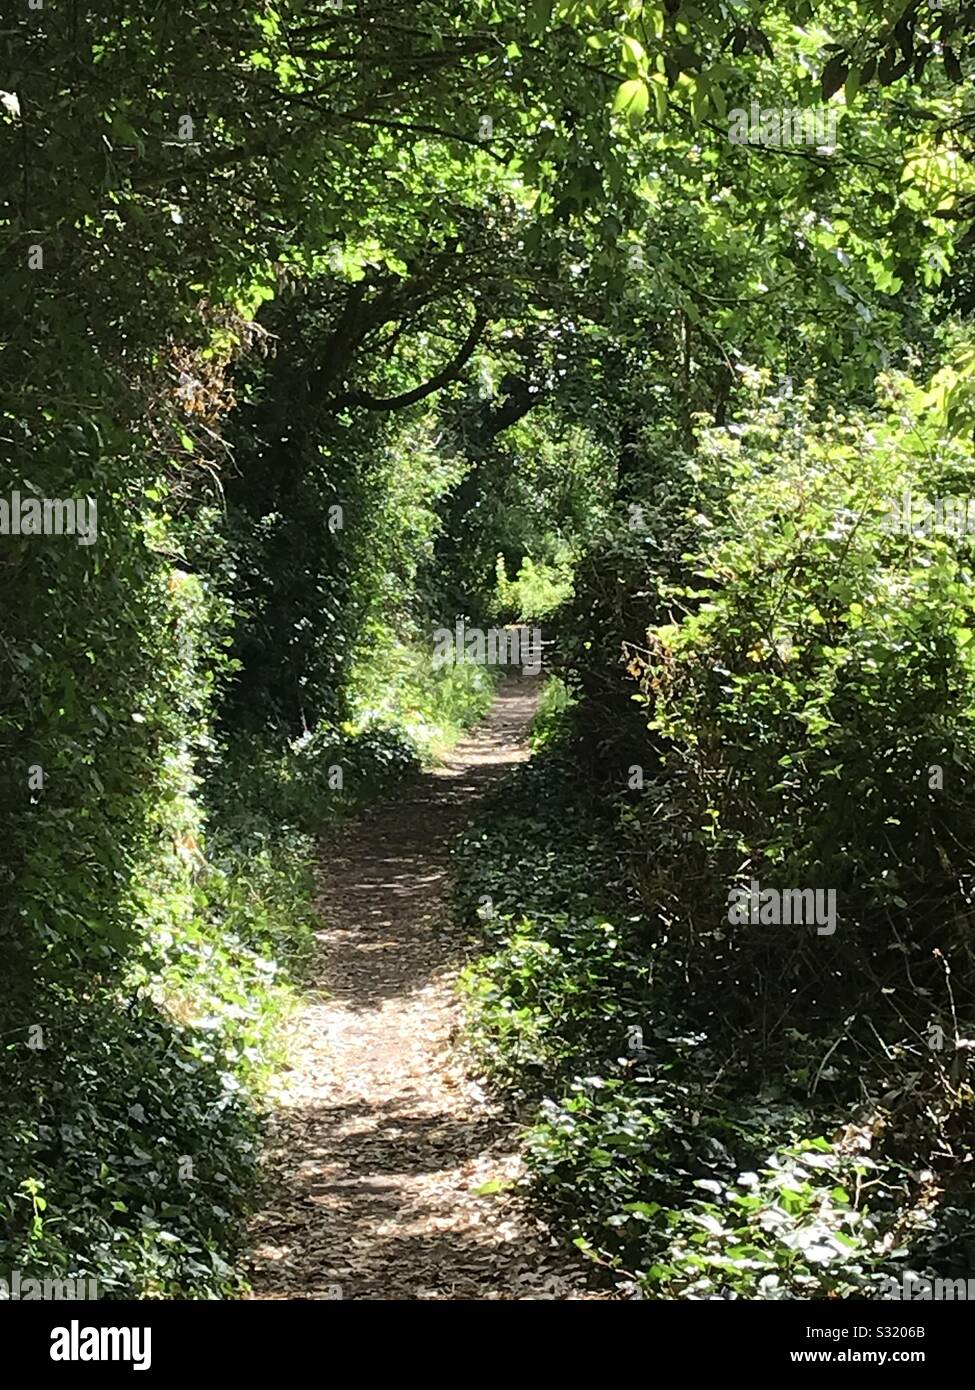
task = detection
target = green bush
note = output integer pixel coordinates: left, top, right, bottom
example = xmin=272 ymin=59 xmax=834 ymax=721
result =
xmin=633 ymin=374 xmax=975 ymax=1082
xmin=458 ymin=372 xmax=975 ymax=1299
xmin=494 ymin=553 xmax=574 ymax=624
xmin=348 ymin=623 xmax=498 ymax=760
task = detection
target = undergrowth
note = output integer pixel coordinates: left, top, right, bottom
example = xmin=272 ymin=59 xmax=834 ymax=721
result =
xmin=0 ymin=639 xmax=488 ymax=1299
xmin=457 ymin=376 xmax=975 ymax=1300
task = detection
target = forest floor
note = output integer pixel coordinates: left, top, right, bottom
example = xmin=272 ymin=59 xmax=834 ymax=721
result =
xmin=245 ymin=671 xmax=596 ymax=1300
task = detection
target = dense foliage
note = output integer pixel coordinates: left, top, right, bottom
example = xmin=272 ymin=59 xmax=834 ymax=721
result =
xmin=459 ymin=376 xmax=975 ymax=1297
xmin=4 ymin=0 xmax=975 ymax=1299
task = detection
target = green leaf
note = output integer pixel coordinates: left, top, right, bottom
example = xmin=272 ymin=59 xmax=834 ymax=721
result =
xmin=473 ymin=1178 xmax=510 ymax=1195
xmin=613 ymin=79 xmax=649 ymax=127
xmin=649 ymin=75 xmax=668 ymax=122
xmin=527 ymin=0 xmax=553 ymax=35
xmin=622 ymin=34 xmax=645 ymax=72
xmin=691 ymin=79 xmax=710 ymax=126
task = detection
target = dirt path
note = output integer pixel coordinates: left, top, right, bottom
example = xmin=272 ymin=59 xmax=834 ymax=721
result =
xmin=245 ymin=672 xmax=589 ymax=1300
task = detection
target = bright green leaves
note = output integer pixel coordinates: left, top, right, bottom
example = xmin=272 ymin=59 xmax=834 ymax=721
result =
xmin=615 ymin=25 xmax=651 ymax=128
xmin=924 ymin=347 xmax=975 ymax=437
xmin=622 ymin=34 xmax=645 ymax=73
xmin=614 ymin=78 xmax=649 ymax=127
xmin=649 ymin=73 xmax=669 ymax=123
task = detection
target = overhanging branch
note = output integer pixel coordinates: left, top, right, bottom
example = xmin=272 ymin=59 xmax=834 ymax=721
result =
xmin=332 ymin=309 xmax=488 ymax=411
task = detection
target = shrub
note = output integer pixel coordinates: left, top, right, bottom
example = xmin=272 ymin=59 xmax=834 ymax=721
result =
xmin=458 ymin=372 xmax=975 ymax=1299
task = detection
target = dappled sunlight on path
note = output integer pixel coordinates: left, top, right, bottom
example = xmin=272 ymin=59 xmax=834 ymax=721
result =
xmin=245 ymin=673 xmax=596 ymax=1300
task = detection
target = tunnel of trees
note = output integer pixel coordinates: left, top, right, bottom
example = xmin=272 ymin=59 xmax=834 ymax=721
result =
xmin=4 ymin=0 xmax=975 ymax=1309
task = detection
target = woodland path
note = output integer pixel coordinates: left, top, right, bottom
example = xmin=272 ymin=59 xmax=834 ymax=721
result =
xmin=245 ymin=672 xmax=592 ymax=1300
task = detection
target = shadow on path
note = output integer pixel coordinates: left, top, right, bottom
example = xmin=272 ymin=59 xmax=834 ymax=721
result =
xmin=245 ymin=672 xmax=594 ymax=1300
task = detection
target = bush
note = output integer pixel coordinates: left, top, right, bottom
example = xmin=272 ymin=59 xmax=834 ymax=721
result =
xmin=494 ymin=553 xmax=574 ymax=624
xmin=348 ymin=624 xmax=498 ymax=760
xmin=458 ymin=372 xmax=975 ymax=1299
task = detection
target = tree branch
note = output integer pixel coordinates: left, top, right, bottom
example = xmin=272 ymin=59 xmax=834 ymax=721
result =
xmin=332 ymin=309 xmax=488 ymax=411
